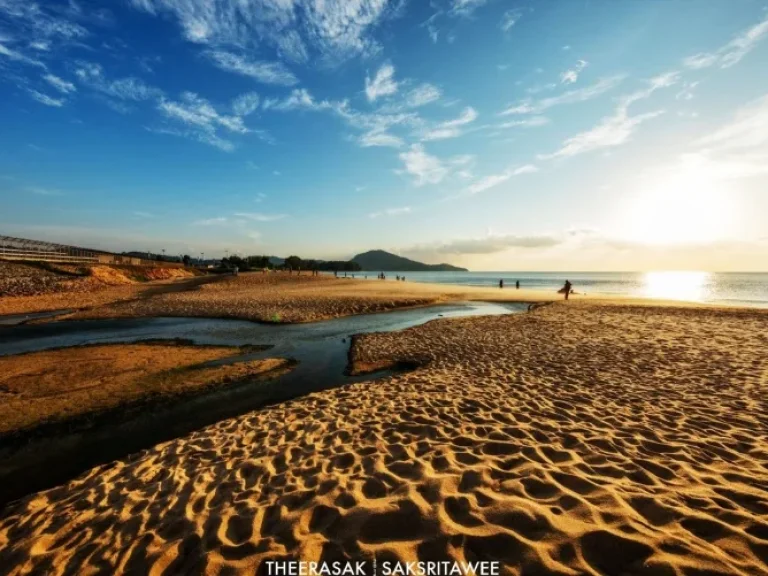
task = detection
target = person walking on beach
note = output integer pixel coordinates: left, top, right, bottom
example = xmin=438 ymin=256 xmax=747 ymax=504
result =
xmin=516 ymin=280 xmax=520 ymax=289
xmin=499 ymin=279 xmax=504 ymax=289
xmin=562 ymin=279 xmax=572 ymax=300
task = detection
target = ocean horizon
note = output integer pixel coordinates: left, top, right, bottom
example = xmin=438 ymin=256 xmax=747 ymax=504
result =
xmin=356 ymin=271 xmax=768 ymax=308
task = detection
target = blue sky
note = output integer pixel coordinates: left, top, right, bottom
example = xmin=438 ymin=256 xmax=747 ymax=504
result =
xmin=1 ymin=0 xmax=767 ymax=270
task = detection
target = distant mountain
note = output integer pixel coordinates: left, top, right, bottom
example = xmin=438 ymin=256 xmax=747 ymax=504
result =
xmin=268 ymin=256 xmax=284 ymax=266
xmin=352 ymin=250 xmax=467 ymax=272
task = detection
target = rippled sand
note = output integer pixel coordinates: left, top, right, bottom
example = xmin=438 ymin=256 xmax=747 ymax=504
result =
xmin=0 ymin=302 xmax=766 ymax=574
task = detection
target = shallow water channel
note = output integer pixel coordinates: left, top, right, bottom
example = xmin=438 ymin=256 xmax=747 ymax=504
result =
xmin=0 ymin=301 xmax=525 ymax=505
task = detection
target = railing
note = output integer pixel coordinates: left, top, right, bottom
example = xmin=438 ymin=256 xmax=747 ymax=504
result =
xmin=0 ymin=235 xmax=184 ymax=267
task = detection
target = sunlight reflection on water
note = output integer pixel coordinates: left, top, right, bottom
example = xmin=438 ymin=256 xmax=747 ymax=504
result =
xmin=642 ymin=271 xmax=710 ymax=302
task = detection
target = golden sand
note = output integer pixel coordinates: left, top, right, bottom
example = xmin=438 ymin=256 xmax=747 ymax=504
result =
xmin=0 ymin=342 xmax=289 ymax=435
xmin=0 ymin=302 xmax=766 ymax=574
xmin=67 ymin=272 xmax=566 ymax=323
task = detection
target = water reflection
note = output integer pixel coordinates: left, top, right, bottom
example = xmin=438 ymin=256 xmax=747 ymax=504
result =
xmin=642 ymin=271 xmax=710 ymax=302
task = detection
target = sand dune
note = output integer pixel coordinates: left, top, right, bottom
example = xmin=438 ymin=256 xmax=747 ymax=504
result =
xmin=0 ymin=302 xmax=766 ymax=574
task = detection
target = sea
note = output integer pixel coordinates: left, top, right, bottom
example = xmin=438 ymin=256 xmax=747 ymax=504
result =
xmin=357 ymin=271 xmax=768 ymax=308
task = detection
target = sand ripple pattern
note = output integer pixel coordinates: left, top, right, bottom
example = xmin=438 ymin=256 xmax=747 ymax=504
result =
xmin=1 ymin=303 xmax=767 ymax=575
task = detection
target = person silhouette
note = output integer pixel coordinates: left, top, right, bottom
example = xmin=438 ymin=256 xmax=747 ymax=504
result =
xmin=563 ymin=279 xmax=572 ymax=300
xmin=499 ymin=279 xmax=504 ymax=289
xmin=516 ymin=280 xmax=520 ymax=289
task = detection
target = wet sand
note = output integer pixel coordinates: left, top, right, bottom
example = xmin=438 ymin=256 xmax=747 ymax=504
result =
xmin=0 ymin=301 xmax=766 ymax=574
xmin=0 ymin=342 xmax=288 ymax=436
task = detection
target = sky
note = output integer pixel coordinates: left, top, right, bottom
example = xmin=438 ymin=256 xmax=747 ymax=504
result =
xmin=1 ymin=0 xmax=767 ymax=271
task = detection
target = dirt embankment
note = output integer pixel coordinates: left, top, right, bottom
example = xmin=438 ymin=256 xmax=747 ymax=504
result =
xmin=0 ymin=260 xmax=201 ymax=298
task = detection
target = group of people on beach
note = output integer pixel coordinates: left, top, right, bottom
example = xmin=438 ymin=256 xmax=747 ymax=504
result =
xmin=376 ymin=273 xmax=406 ymax=281
xmin=499 ymin=278 xmax=574 ymax=300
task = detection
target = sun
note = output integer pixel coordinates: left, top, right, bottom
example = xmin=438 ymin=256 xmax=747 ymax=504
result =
xmin=620 ymin=155 xmax=734 ymax=246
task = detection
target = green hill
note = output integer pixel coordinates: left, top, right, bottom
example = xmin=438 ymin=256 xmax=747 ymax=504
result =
xmin=352 ymin=250 xmax=467 ymax=272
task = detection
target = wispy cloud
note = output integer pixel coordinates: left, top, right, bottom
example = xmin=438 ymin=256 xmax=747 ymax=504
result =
xmin=466 ymin=165 xmax=538 ymax=195
xmin=409 ymin=233 xmax=560 ymax=256
xmin=206 ymin=51 xmax=298 ymax=86
xmin=500 ymin=8 xmax=523 ymax=32
xmin=540 ymin=73 xmax=677 ymax=159
xmin=0 ymin=41 xmax=45 ymax=67
xmin=421 ymin=106 xmax=478 ymax=140
xmin=130 ymin=0 xmax=399 ymax=62
xmin=27 ymin=186 xmax=63 ymax=196
xmin=369 ymin=206 xmax=411 ymax=218
xmin=193 ymin=216 xmax=228 ymax=226
xmin=404 ymin=83 xmax=441 ymax=108
xmin=450 ymin=0 xmax=488 ymax=18
xmin=28 ymin=89 xmax=64 ymax=107
xmin=398 ymin=144 xmax=448 ymax=185
xmin=155 ymin=91 xmax=259 ymax=151
xmin=365 ymin=62 xmax=398 ymax=102
xmin=497 ymin=116 xmax=550 ymax=129
xmin=233 ymin=212 xmax=287 ymax=222
xmin=74 ymin=61 xmax=163 ymax=101
xmin=560 ymin=59 xmax=588 ymax=85
xmin=500 ymin=75 xmax=625 ymax=116
xmin=684 ymin=15 xmax=768 ymax=69
xmin=43 ymin=73 xmax=76 ymax=94
xmin=232 ymin=91 xmax=260 ymax=116
xmin=688 ymin=93 xmax=768 ymax=180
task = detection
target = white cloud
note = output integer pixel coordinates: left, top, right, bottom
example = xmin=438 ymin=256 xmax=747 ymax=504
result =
xmin=232 ymin=91 xmax=260 ymax=116
xmin=540 ymin=73 xmax=676 ymax=159
xmin=28 ymin=89 xmax=64 ymax=107
xmin=369 ymin=206 xmax=411 ymax=218
xmin=365 ymin=62 xmax=398 ymax=102
xmin=130 ymin=0 xmax=397 ymax=62
xmin=695 ymin=93 xmax=768 ymax=153
xmin=74 ymin=62 xmax=163 ymax=101
xmin=497 ymin=116 xmax=550 ymax=129
xmin=466 ymin=164 xmax=538 ymax=195
xmin=0 ymin=41 xmax=45 ymax=67
xmin=398 ymin=144 xmax=448 ymax=185
xmin=233 ymin=212 xmax=287 ymax=221
xmin=43 ymin=73 xmax=76 ymax=94
xmin=404 ymin=83 xmax=441 ymax=108
xmin=155 ymin=92 xmax=256 ymax=151
xmin=501 ymin=75 xmax=624 ymax=116
xmin=421 ymin=106 xmax=478 ymax=140
xmin=28 ymin=186 xmax=63 ymax=196
xmin=560 ymin=59 xmax=588 ymax=85
xmin=193 ymin=217 xmax=228 ymax=225
xmin=359 ymin=130 xmax=404 ymax=148
xmin=262 ymin=88 xmax=337 ymax=112
xmin=410 ymin=233 xmax=561 ymax=256
xmin=159 ymin=92 xmax=247 ymax=133
xmin=681 ymin=94 xmax=768 ymax=181
xmin=206 ymin=51 xmax=298 ymax=86
xmin=450 ymin=0 xmax=488 ymax=17
xmin=500 ymin=8 xmax=523 ymax=32
xmin=684 ymin=15 xmax=768 ymax=69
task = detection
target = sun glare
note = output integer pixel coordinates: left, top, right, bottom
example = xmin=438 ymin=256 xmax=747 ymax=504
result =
xmin=622 ymin=155 xmax=733 ymax=245
xmin=642 ymin=270 xmax=710 ymax=302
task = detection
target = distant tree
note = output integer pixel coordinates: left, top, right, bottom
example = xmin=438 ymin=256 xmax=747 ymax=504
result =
xmin=182 ymin=254 xmax=191 ymax=266
xmin=284 ymin=255 xmax=303 ymax=270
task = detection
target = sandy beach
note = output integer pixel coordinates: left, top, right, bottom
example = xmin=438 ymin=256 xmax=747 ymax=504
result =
xmin=36 ymin=271 xmax=587 ymax=324
xmin=0 ymin=342 xmax=289 ymax=437
xmin=0 ymin=298 xmax=766 ymax=574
